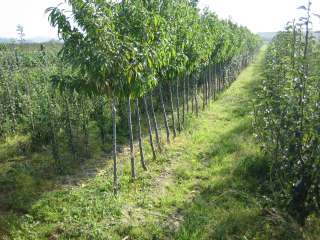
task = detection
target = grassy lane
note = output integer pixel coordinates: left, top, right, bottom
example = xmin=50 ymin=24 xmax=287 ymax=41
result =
xmin=2 ymin=47 xmax=317 ymax=240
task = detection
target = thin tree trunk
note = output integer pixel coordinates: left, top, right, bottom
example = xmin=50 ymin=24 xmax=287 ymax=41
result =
xmin=176 ymin=78 xmax=181 ymax=132
xmin=223 ymin=64 xmax=226 ymax=90
xmin=112 ymin=98 xmax=118 ymax=194
xmin=207 ymin=67 xmax=211 ymax=103
xmin=78 ymin=97 xmax=90 ymax=159
xmin=127 ymin=97 xmax=136 ymax=180
xmin=48 ymin=93 xmax=61 ymax=173
xmin=64 ymin=97 xmax=77 ymax=161
xmin=204 ymin=68 xmax=208 ymax=104
xmin=143 ymin=96 xmax=156 ymax=160
xmin=81 ymin=106 xmax=90 ymax=159
xmin=230 ymin=65 xmax=233 ymax=83
xmin=208 ymin=65 xmax=212 ymax=101
xmin=226 ymin=66 xmax=230 ymax=87
xmin=97 ymin=99 xmax=107 ymax=146
xmin=51 ymin=124 xmax=62 ymax=173
xmin=217 ymin=64 xmax=220 ymax=92
xmin=203 ymin=72 xmax=206 ymax=110
xmin=25 ymin=78 xmax=35 ymax=133
xmin=220 ymin=64 xmax=223 ymax=91
xmin=220 ymin=63 xmax=223 ymax=92
xmin=135 ymin=99 xmax=147 ymax=171
xmin=213 ymin=65 xmax=217 ymax=100
xmin=6 ymin=68 xmax=17 ymax=133
xmin=187 ymin=74 xmax=190 ymax=113
xmin=83 ymin=123 xmax=90 ymax=159
xmin=212 ymin=65 xmax=215 ymax=99
xmin=159 ymin=85 xmax=170 ymax=144
xmin=191 ymin=74 xmax=195 ymax=114
xmin=182 ymin=75 xmax=186 ymax=123
xmin=169 ymin=84 xmax=177 ymax=138
xmin=219 ymin=64 xmax=222 ymax=92
xmin=150 ymin=92 xmax=161 ymax=150
xmin=205 ymin=68 xmax=209 ymax=106
xmin=195 ymin=77 xmax=199 ymax=117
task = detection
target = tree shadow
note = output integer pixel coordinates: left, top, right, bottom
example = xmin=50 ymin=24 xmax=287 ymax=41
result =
xmin=168 ymin=119 xmax=304 ymax=239
xmin=0 ymin=114 xmax=150 ymax=217
xmin=165 ymin=60 xmax=304 ymax=239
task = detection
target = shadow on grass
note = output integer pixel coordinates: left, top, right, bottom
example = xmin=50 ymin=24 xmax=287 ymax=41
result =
xmin=0 ymin=98 xmax=215 ymax=238
xmin=0 ymin=112 xmax=154 ymax=223
xmin=172 ymin=173 xmax=304 ymax=240
xmin=169 ymin=117 xmax=304 ymax=240
xmin=167 ymin=53 xmax=305 ymax=240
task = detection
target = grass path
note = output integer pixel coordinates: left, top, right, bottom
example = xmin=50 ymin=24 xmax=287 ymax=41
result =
xmin=3 ymin=48 xmax=314 ymax=240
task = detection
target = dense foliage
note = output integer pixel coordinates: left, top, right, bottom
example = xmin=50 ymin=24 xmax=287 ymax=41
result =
xmin=0 ymin=0 xmax=260 ymax=194
xmin=254 ymin=2 xmax=320 ymax=225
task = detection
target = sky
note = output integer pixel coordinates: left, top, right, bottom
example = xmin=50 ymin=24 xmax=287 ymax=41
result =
xmin=199 ymin=0 xmax=320 ymax=32
xmin=0 ymin=0 xmax=319 ymax=39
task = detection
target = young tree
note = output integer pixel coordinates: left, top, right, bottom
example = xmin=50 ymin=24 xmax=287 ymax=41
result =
xmin=16 ymin=24 xmax=25 ymax=44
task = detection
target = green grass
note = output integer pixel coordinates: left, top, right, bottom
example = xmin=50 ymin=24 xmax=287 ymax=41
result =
xmin=1 ymin=47 xmax=319 ymax=239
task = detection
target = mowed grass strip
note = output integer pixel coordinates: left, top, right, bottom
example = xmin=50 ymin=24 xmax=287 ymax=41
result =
xmin=2 ymin=47 xmax=318 ymax=240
